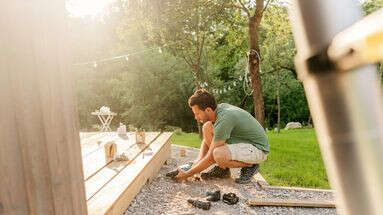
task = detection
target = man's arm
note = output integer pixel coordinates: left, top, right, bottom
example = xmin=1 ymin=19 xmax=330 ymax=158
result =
xmin=177 ymin=140 xmax=226 ymax=180
xmin=194 ymin=139 xmax=209 ymax=163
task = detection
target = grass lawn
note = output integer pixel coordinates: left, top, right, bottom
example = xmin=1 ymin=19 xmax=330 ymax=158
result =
xmin=170 ymin=128 xmax=330 ymax=189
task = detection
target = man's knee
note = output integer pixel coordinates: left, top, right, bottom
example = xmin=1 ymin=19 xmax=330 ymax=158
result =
xmin=213 ymin=146 xmax=229 ymax=168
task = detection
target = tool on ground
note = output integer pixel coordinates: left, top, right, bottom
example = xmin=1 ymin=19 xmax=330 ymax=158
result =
xmin=187 ymin=199 xmax=211 ymax=210
xmin=222 ymin=192 xmax=239 ymax=205
xmin=165 ymin=161 xmax=194 ymax=178
xmin=205 ymin=190 xmax=221 ymax=202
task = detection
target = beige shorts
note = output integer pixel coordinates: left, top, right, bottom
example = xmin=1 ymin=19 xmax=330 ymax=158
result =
xmin=228 ymin=143 xmax=268 ymax=164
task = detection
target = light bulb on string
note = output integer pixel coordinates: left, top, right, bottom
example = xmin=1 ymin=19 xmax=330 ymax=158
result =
xmin=125 ymin=56 xmax=129 ymax=62
xmin=93 ymin=62 xmax=97 ymax=68
xmin=158 ymin=47 xmax=162 ymax=54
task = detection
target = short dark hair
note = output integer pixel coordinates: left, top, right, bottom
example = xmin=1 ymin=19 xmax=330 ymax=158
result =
xmin=188 ymin=89 xmax=217 ymax=111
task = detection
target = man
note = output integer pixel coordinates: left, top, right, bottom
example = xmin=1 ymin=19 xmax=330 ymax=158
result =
xmin=176 ymin=89 xmax=269 ymax=184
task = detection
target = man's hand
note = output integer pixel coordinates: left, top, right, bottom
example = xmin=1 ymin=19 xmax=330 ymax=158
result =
xmin=175 ymin=168 xmax=191 ymax=182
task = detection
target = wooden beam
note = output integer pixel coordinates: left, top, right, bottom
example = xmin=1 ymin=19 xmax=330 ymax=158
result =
xmin=254 ymin=173 xmax=269 ymax=186
xmin=0 ymin=1 xmax=87 ymax=214
xmin=248 ymin=198 xmax=336 ymax=208
xmin=87 ymin=132 xmax=173 ymax=215
xmin=262 ymin=185 xmax=334 ymax=193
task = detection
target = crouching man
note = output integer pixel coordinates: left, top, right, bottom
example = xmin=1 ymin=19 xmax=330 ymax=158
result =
xmin=176 ymin=89 xmax=270 ymax=184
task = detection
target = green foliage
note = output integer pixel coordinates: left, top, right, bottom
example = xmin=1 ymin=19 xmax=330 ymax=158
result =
xmin=69 ymin=1 xmax=321 ymax=132
xmin=362 ymin=0 xmax=383 ymax=15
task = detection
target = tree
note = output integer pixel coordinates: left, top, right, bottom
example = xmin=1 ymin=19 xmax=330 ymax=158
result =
xmin=227 ymin=0 xmax=274 ymax=128
xmin=259 ymin=4 xmax=309 ymax=129
xmin=120 ymin=0 xmax=231 ymax=135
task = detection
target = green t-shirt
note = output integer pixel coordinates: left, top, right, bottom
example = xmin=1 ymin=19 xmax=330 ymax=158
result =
xmin=214 ymin=103 xmax=269 ymax=153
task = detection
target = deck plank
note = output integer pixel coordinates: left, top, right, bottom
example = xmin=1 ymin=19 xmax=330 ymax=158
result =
xmin=80 ymin=132 xmax=115 ymax=156
xmin=84 ymin=132 xmax=161 ymax=200
xmin=87 ymin=132 xmax=173 ymax=215
xmin=81 ymin=132 xmax=158 ymax=180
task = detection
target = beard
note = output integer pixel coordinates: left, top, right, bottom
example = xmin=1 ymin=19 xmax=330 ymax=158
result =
xmin=199 ymin=114 xmax=209 ymax=124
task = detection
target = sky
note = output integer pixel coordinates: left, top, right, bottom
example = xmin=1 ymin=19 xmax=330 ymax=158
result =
xmin=66 ymin=0 xmax=116 ymax=17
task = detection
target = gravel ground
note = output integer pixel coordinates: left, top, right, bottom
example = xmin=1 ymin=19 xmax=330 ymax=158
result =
xmin=124 ymin=145 xmax=337 ymax=215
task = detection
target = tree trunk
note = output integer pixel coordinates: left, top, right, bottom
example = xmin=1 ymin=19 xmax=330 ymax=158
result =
xmin=277 ymin=70 xmax=281 ymax=133
xmin=192 ymin=64 xmax=203 ymax=139
xmin=248 ymin=8 xmax=265 ymax=128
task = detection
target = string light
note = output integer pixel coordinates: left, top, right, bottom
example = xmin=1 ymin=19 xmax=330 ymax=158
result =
xmin=79 ymin=46 xmax=263 ymax=97
xmin=72 ymin=41 xmax=182 ymax=67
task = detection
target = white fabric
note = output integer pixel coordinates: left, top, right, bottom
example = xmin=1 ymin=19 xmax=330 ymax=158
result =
xmin=228 ymin=143 xmax=268 ymax=164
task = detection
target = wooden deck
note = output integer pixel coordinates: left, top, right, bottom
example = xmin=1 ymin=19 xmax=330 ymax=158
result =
xmin=80 ymin=132 xmax=173 ymax=215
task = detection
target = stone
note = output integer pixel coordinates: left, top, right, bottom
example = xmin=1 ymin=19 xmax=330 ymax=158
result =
xmin=285 ymin=122 xmax=302 ymax=130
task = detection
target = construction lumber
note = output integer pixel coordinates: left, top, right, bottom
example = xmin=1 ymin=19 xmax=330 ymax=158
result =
xmin=254 ymin=173 xmax=269 ymax=186
xmin=248 ymin=199 xmax=336 ymax=208
xmin=0 ymin=1 xmax=87 ymax=214
xmin=87 ymin=132 xmax=173 ymax=215
xmin=84 ymin=132 xmax=161 ymax=200
xmin=262 ymin=185 xmax=334 ymax=193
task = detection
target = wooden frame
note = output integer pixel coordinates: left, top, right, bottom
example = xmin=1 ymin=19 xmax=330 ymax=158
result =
xmin=248 ymin=199 xmax=336 ymax=208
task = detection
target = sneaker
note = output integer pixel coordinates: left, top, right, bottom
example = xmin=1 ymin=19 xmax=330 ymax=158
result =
xmin=235 ymin=164 xmax=259 ymax=184
xmin=200 ymin=166 xmax=230 ymax=180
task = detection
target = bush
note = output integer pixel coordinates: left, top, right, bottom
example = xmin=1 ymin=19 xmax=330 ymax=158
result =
xmin=162 ymin=125 xmax=183 ymax=135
